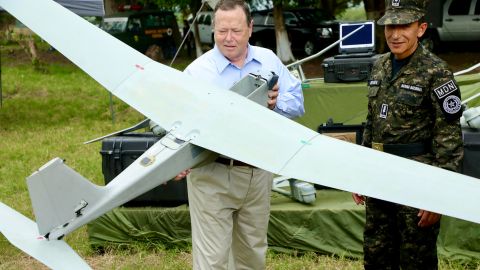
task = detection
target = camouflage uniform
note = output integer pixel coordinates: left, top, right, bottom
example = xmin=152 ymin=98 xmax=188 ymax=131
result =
xmin=364 ymin=45 xmax=464 ymax=171
xmin=362 ymin=1 xmax=464 ymax=269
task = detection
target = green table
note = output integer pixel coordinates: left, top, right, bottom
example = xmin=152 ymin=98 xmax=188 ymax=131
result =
xmin=88 ymin=190 xmax=480 ymax=262
xmin=296 ymin=73 xmax=480 ymax=131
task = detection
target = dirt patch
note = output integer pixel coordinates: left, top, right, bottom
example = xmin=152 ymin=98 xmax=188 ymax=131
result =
xmin=1 ymin=46 xmax=72 ymax=67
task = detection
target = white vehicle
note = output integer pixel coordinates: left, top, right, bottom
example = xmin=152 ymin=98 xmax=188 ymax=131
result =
xmin=424 ymin=0 xmax=480 ymax=51
xmin=195 ymin=11 xmax=214 ymax=45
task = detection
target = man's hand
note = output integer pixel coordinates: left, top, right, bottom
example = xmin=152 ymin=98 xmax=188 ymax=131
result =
xmin=267 ymin=82 xmax=279 ymax=110
xmin=417 ymin=209 xmax=441 ymax=227
xmin=174 ymin=169 xmax=191 ymax=180
xmin=352 ymin=193 xmax=365 ymax=205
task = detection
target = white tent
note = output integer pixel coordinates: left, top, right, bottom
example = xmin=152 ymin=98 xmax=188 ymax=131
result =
xmin=0 ymin=0 xmax=104 ymax=16
xmin=54 ymin=0 xmax=104 ymax=16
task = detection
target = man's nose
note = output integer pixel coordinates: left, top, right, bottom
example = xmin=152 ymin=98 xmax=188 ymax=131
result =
xmin=391 ymin=27 xmax=401 ymax=38
xmin=225 ymin=30 xmax=233 ymax=40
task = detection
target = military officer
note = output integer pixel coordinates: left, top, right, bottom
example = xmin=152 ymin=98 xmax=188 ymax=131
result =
xmin=352 ymin=0 xmax=464 ymax=269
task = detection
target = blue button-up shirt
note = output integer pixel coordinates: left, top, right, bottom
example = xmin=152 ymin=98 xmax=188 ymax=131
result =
xmin=184 ymin=44 xmax=305 ymax=119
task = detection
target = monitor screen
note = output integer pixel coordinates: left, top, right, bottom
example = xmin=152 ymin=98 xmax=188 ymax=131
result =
xmin=339 ymin=21 xmax=375 ymax=53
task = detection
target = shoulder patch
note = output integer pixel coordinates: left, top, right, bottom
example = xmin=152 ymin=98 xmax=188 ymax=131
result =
xmin=434 ymin=80 xmax=458 ymax=99
xmin=442 ymin=95 xmax=462 ymax=115
xmin=433 ymin=80 xmax=462 ymax=121
xmin=368 ymin=80 xmax=381 ymax=87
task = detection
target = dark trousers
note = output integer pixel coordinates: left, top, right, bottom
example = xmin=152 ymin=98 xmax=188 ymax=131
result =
xmin=363 ymin=197 xmax=440 ymax=270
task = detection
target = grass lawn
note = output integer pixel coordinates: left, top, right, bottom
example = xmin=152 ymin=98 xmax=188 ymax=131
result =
xmin=1 ymin=43 xmax=479 ymax=269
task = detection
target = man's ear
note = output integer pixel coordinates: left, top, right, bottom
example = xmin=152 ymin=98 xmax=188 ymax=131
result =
xmin=417 ymin=22 xmax=428 ymax=38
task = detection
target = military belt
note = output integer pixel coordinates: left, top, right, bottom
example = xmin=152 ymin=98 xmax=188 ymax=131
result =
xmin=371 ymin=142 xmax=429 ymax=157
xmin=215 ymin=157 xmax=255 ymax=167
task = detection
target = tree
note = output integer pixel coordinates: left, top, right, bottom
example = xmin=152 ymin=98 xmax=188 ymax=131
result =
xmin=189 ymin=0 xmax=205 ymax=58
xmin=272 ymin=0 xmax=295 ymax=63
xmin=104 ymin=0 xmax=119 ymax=15
xmin=363 ymin=0 xmax=386 ymax=52
xmin=267 ymin=0 xmax=356 ymax=63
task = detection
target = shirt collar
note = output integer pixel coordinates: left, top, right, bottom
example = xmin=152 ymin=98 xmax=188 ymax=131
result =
xmin=212 ymin=44 xmax=260 ymax=73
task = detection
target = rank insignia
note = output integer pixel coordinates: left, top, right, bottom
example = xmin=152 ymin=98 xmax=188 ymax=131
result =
xmin=380 ymin=104 xmax=388 ymax=119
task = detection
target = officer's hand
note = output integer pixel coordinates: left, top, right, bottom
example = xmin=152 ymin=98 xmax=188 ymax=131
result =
xmin=174 ymin=169 xmax=191 ymax=180
xmin=352 ymin=193 xmax=365 ymax=205
xmin=267 ymin=83 xmax=279 ymax=110
xmin=417 ymin=209 xmax=441 ymax=227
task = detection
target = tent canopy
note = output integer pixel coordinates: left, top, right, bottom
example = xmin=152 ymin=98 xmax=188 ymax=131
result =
xmin=55 ymin=0 xmax=104 ymax=16
xmin=0 ymin=0 xmax=104 ymax=16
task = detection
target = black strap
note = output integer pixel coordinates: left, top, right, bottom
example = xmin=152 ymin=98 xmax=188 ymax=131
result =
xmin=382 ymin=142 xmax=430 ymax=157
xmin=215 ymin=157 xmax=253 ymax=167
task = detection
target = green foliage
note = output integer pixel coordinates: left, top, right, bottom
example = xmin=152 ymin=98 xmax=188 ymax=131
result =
xmin=270 ymin=0 xmax=364 ymax=17
xmin=336 ymin=3 xmax=367 ymax=21
xmin=140 ymin=0 xmax=193 ymax=10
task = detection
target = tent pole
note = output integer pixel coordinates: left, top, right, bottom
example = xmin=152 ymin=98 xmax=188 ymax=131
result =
xmin=1 ymin=45 xmax=2 ymax=108
xmin=109 ymin=92 xmax=115 ymax=124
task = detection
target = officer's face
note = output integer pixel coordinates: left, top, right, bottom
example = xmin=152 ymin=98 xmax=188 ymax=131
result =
xmin=385 ymin=21 xmax=427 ymax=60
xmin=214 ymin=6 xmax=253 ymax=67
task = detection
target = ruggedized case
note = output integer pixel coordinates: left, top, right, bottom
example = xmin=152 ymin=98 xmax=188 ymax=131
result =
xmin=322 ymin=54 xmax=380 ymax=83
xmin=100 ymin=133 xmax=188 ymax=207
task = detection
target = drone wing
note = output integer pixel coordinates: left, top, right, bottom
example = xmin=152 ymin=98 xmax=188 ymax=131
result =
xmin=0 ymin=202 xmax=91 ymax=269
xmin=0 ymin=0 xmax=479 ymax=240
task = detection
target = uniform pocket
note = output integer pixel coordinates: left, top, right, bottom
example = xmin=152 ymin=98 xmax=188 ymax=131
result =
xmin=368 ymin=86 xmax=379 ymax=98
xmin=396 ymin=90 xmax=424 ymax=107
xmin=394 ymin=89 xmax=426 ymax=119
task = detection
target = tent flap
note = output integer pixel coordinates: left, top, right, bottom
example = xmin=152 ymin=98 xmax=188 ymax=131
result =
xmin=0 ymin=0 xmax=104 ymax=16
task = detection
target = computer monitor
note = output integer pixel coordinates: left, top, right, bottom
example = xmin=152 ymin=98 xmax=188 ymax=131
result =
xmin=339 ymin=21 xmax=375 ymax=54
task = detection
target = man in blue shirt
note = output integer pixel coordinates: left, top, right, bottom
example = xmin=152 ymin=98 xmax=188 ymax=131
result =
xmin=179 ymin=0 xmax=304 ymax=268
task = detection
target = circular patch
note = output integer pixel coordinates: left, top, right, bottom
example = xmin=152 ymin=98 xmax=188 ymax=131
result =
xmin=443 ymin=95 xmax=462 ymax=114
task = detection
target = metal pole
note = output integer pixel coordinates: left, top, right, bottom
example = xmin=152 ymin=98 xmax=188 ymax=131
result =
xmin=109 ymin=93 xmax=115 ymax=124
xmin=453 ymin=62 xmax=480 ymax=105
xmin=169 ymin=1 xmax=207 ymax=67
xmin=462 ymin=92 xmax=480 ymax=106
xmin=454 ymin=62 xmax=480 ymax=76
xmin=0 ymin=45 xmax=2 ymax=108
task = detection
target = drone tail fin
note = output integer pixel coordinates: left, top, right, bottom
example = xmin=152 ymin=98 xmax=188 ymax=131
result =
xmin=26 ymin=158 xmax=105 ymax=236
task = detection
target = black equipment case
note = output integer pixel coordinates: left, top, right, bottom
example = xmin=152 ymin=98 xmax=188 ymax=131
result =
xmin=318 ymin=121 xmax=365 ymax=145
xmin=100 ymin=133 xmax=188 ymax=207
xmin=322 ymin=54 xmax=380 ymax=83
xmin=462 ymin=128 xmax=480 ymax=179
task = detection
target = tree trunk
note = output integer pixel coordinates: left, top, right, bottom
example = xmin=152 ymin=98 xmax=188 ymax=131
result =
xmin=18 ymin=36 xmax=44 ymax=71
xmin=189 ymin=0 xmax=204 ymax=57
xmin=320 ymin=0 xmax=335 ymax=14
xmin=273 ymin=4 xmax=295 ymax=63
xmin=103 ymin=0 xmax=117 ymax=16
xmin=18 ymin=38 xmax=36 ymax=61
xmin=363 ymin=0 xmax=386 ymax=53
xmin=192 ymin=20 xmax=204 ymax=57
xmin=26 ymin=38 xmax=38 ymax=61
